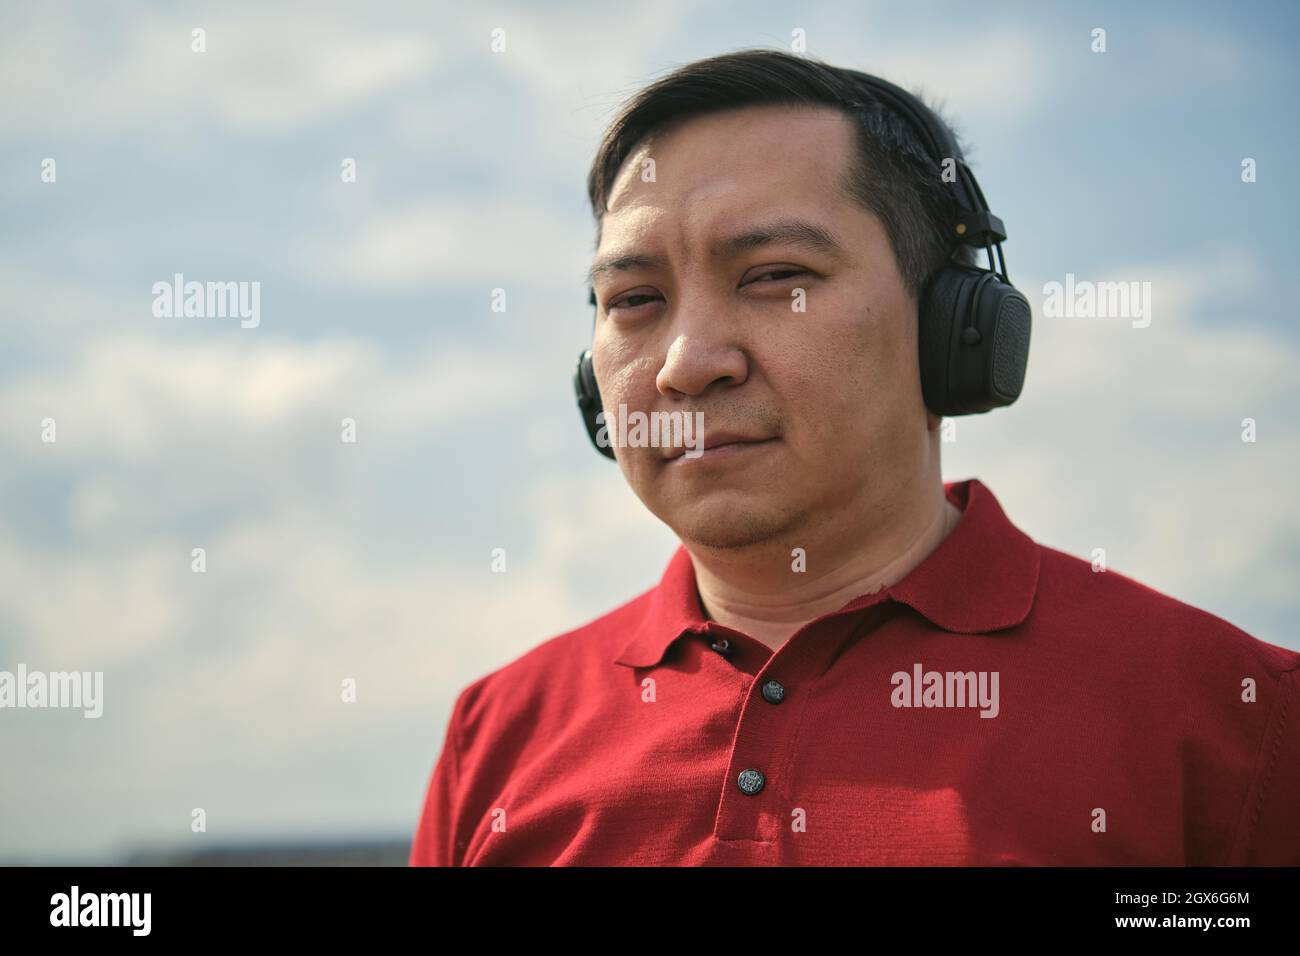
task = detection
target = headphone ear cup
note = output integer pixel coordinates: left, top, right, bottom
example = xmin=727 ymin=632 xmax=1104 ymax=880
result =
xmin=981 ymin=282 xmax=1032 ymax=408
xmin=918 ymin=266 xmax=1031 ymax=416
xmin=573 ymin=349 xmax=617 ymax=460
xmin=918 ymin=267 xmax=967 ymax=416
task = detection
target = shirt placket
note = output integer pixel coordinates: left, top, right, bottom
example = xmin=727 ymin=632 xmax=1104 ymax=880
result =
xmin=709 ymin=595 xmax=895 ymax=844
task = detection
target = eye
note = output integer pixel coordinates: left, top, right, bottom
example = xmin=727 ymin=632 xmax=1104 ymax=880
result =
xmin=744 ymin=267 xmax=809 ymax=285
xmin=607 ymin=290 xmax=662 ymax=312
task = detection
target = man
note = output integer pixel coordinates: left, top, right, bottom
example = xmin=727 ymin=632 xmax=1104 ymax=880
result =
xmin=410 ymin=50 xmax=1300 ymax=865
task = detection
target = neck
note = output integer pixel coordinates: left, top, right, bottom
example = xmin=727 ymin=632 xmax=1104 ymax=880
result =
xmin=687 ymin=483 xmax=960 ymax=653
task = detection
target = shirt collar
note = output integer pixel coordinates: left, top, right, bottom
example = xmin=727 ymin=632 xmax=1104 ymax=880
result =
xmin=612 ymin=478 xmax=1040 ymax=668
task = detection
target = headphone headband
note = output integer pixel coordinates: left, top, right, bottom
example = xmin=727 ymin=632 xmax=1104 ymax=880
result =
xmin=846 ymin=72 xmax=1008 ymax=251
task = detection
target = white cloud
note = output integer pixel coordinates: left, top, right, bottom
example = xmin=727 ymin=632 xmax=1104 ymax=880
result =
xmin=0 ymin=5 xmax=435 ymax=137
xmin=845 ymin=26 xmax=1057 ymax=134
xmin=295 ymin=196 xmax=592 ymax=288
xmin=0 ymin=335 xmax=536 ymax=462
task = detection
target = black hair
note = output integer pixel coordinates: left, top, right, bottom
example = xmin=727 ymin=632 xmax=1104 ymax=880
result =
xmin=586 ymin=48 xmax=980 ymax=301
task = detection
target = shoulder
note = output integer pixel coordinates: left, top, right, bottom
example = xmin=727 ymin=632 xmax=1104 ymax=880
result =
xmin=1032 ymin=542 xmax=1300 ymax=861
xmin=1029 ymin=546 xmax=1294 ymax=665
xmin=1032 ymin=542 xmax=1300 ymax=676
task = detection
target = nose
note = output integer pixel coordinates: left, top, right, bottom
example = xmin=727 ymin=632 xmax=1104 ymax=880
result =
xmin=655 ymin=304 xmax=749 ymax=398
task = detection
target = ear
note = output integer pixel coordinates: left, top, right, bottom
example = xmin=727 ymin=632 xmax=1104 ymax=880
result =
xmin=926 ymin=410 xmax=942 ymax=431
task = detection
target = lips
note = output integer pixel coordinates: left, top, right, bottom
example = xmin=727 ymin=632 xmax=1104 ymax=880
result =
xmin=664 ymin=432 xmax=773 ymax=460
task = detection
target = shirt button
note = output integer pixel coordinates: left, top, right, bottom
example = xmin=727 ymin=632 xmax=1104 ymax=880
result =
xmin=761 ymin=679 xmax=785 ymax=704
xmin=737 ymin=769 xmax=765 ymax=795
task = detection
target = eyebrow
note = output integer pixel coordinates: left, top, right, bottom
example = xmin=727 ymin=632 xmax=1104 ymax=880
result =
xmin=586 ymin=217 xmax=846 ymax=287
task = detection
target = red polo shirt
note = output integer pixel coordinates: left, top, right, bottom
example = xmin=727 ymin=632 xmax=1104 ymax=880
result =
xmin=410 ymin=478 xmax=1300 ymax=865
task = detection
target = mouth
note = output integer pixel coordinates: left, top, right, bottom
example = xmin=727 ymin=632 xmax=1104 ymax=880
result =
xmin=664 ymin=436 xmax=778 ymax=463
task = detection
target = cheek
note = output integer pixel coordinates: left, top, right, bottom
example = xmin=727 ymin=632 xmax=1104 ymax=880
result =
xmin=788 ymin=306 xmax=916 ymax=452
xmin=839 ymin=295 xmax=918 ymax=398
xmin=767 ymin=336 xmax=860 ymax=456
xmin=592 ymin=340 xmax=663 ymax=481
xmin=594 ymin=338 xmax=652 ymax=408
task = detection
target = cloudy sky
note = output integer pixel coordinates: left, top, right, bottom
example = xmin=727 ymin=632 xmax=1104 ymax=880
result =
xmin=1 ymin=0 xmax=1297 ymax=863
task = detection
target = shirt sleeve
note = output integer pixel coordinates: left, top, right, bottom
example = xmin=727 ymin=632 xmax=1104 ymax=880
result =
xmin=409 ymin=690 xmax=465 ymax=867
xmin=1229 ymin=666 xmax=1300 ymax=864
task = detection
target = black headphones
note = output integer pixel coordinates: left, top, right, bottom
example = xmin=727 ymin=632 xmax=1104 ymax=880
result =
xmin=573 ymin=71 xmax=1031 ymax=461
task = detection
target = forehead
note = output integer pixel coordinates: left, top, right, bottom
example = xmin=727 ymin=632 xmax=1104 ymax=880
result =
xmin=599 ymin=104 xmax=858 ymax=247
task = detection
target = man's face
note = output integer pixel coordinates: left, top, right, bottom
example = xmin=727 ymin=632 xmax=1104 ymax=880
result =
xmin=589 ymin=104 xmax=933 ymax=550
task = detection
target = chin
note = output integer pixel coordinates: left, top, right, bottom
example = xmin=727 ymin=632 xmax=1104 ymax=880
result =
xmin=665 ymin=499 xmax=798 ymax=551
